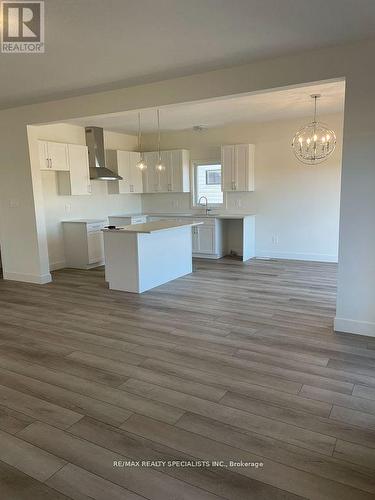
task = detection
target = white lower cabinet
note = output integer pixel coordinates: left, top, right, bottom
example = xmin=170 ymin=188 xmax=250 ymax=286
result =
xmin=62 ymin=220 xmax=106 ymax=269
xmin=152 ymin=216 xmax=223 ymax=258
xmin=87 ymin=231 xmax=104 ymax=264
xmin=192 ymin=225 xmax=215 ymax=254
xmin=190 ymin=218 xmax=223 ymax=258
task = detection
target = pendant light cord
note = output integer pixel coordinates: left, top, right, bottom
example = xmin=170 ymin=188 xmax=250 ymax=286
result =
xmin=157 ymin=109 xmax=161 ymax=161
xmin=313 ymin=96 xmax=317 ymax=123
xmin=138 ymin=112 xmax=142 ymax=153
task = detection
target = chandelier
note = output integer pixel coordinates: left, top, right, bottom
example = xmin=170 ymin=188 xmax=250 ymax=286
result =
xmin=292 ymin=94 xmax=336 ymax=165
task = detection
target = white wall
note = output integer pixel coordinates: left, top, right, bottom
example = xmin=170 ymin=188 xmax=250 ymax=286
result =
xmin=0 ymin=39 xmax=374 ymax=335
xmin=32 ymin=123 xmax=141 ymax=269
xmin=141 ymin=113 xmax=343 ymax=262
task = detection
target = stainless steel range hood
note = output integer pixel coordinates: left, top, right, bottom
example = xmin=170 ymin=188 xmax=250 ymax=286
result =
xmin=85 ymin=126 xmax=122 ymax=180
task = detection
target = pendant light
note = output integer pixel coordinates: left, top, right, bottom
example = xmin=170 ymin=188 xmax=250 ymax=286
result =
xmin=135 ymin=112 xmax=147 ymax=170
xmin=292 ymin=94 xmax=336 ymax=165
xmin=155 ymin=109 xmax=165 ymax=172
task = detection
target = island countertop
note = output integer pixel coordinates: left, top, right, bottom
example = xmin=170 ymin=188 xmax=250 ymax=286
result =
xmin=102 ymin=220 xmax=202 ymax=234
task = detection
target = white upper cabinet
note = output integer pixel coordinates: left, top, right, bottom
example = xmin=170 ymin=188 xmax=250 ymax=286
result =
xmin=107 ymin=150 xmax=143 ymax=194
xmin=39 ymin=140 xmax=92 ymax=195
xmin=221 ymin=144 xmax=255 ymax=192
xmin=143 ymin=151 xmax=161 ymax=193
xmin=39 ymin=140 xmax=70 ymax=171
xmin=129 ymin=151 xmax=143 ymax=193
xmin=58 ymin=144 xmax=91 ymax=196
xmin=143 ymin=149 xmax=190 ymax=193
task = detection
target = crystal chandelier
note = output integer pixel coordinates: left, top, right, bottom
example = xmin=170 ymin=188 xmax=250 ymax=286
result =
xmin=292 ymin=94 xmax=336 ymax=165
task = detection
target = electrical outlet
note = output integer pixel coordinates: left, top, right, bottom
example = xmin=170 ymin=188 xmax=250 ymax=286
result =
xmin=65 ymin=203 xmax=71 ymax=213
xmin=9 ymin=199 xmax=19 ymax=208
xmin=272 ymin=235 xmax=279 ymax=245
xmin=235 ymin=199 xmax=242 ymax=209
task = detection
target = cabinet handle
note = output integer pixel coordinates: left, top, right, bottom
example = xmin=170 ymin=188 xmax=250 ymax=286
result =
xmin=49 ymin=158 xmax=53 ymax=169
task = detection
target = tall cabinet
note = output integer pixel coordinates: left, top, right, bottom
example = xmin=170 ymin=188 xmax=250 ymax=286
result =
xmin=57 ymin=144 xmax=91 ymax=195
xmin=221 ymin=144 xmax=255 ymax=192
xmin=39 ymin=140 xmax=92 ymax=196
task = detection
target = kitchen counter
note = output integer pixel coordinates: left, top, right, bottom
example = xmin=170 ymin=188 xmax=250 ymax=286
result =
xmin=62 ymin=218 xmax=107 ymax=224
xmin=103 ymin=220 xmax=201 ymax=234
xmin=109 ymin=212 xmax=255 ymax=220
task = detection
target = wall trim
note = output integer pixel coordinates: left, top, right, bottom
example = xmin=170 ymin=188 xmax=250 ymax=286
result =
xmin=334 ymin=317 xmax=375 ymax=337
xmin=3 ymin=271 xmax=52 ymax=284
xmin=49 ymin=261 xmax=66 ymax=271
xmin=255 ymin=250 xmax=338 ymax=263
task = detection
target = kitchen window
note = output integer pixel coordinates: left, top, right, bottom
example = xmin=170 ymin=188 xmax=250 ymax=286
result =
xmin=194 ymin=162 xmax=224 ymax=206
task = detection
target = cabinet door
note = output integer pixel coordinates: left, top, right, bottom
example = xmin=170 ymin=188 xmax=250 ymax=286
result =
xmin=171 ymin=149 xmax=188 ymax=192
xmin=117 ymin=151 xmax=130 ymax=194
xmin=221 ymin=145 xmax=234 ymax=191
xmin=192 ymin=226 xmax=199 ymax=252
xmin=39 ymin=141 xmax=50 ymax=170
xmin=235 ymin=144 xmax=252 ymax=191
xmin=197 ymin=225 xmax=215 ymax=254
xmin=87 ymin=231 xmax=104 ymax=264
xmin=143 ymin=152 xmax=160 ymax=192
xmin=48 ymin=141 xmax=69 ymax=171
xmin=67 ymin=144 xmax=91 ymax=195
xmin=169 ymin=150 xmax=180 ymax=192
xmin=158 ymin=151 xmax=170 ymax=192
xmin=129 ymin=151 xmax=143 ymax=193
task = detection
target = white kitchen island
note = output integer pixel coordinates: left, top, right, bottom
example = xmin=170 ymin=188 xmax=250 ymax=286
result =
xmin=102 ymin=220 xmax=201 ymax=293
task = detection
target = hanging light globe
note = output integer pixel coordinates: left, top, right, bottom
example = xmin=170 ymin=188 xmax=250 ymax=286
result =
xmin=292 ymin=94 xmax=336 ymax=166
xmin=155 ymin=158 xmax=165 ymax=172
xmin=136 ymin=156 xmax=147 ymax=171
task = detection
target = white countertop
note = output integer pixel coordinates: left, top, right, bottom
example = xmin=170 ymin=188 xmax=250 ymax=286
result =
xmin=102 ymin=220 xmax=202 ymax=234
xmin=62 ymin=219 xmax=107 ymax=224
xmin=109 ymin=213 xmax=255 ymax=220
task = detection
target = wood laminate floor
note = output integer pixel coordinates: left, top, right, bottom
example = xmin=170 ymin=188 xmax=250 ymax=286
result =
xmin=0 ymin=258 xmax=375 ymax=499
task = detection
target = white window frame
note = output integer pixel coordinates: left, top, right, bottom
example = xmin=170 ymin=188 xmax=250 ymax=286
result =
xmin=190 ymin=159 xmax=226 ymax=209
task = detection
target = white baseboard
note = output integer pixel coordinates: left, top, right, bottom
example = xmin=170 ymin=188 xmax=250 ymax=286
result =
xmin=49 ymin=261 xmax=66 ymax=271
xmin=3 ymin=271 xmax=52 ymax=284
xmin=255 ymin=250 xmax=338 ymax=263
xmin=334 ymin=317 xmax=375 ymax=337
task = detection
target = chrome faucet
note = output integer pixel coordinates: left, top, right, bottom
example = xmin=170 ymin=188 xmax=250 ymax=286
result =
xmin=198 ymin=195 xmax=211 ymax=215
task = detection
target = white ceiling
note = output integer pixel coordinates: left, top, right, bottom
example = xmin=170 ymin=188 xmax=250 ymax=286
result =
xmin=0 ymin=0 xmax=373 ymax=109
xmin=67 ymin=81 xmax=345 ymax=134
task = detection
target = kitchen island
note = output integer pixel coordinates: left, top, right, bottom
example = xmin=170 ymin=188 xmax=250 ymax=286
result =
xmin=102 ymin=220 xmax=201 ymax=293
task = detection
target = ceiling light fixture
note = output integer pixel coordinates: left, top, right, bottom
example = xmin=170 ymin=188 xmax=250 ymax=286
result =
xmin=292 ymin=94 xmax=336 ymax=165
xmin=135 ymin=112 xmax=147 ymax=171
xmin=155 ymin=109 xmax=165 ymax=172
